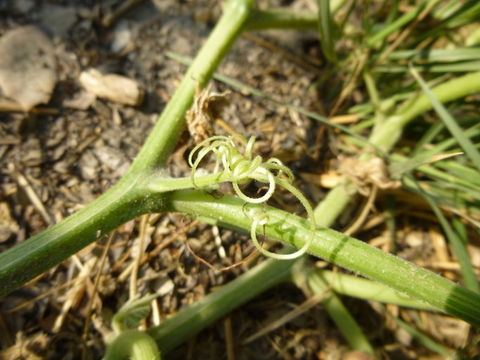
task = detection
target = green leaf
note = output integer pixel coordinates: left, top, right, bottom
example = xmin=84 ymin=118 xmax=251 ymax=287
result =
xmin=389 ymin=152 xmax=463 ymax=179
xmin=317 ymin=0 xmax=337 ymax=63
xmin=410 ymin=67 xmax=480 ymax=172
xmin=404 ymin=176 xmax=479 ymax=293
xmin=112 ymin=294 xmax=159 ymax=334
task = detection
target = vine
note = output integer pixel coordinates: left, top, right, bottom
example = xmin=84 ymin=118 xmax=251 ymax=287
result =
xmin=188 ymin=134 xmax=316 ymax=260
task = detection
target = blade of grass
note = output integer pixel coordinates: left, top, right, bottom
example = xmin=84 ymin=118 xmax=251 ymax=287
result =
xmin=410 ymin=67 xmax=480 ymax=172
xmin=413 ymin=0 xmax=480 ymax=46
xmin=411 ymin=121 xmax=445 ymax=157
xmin=307 ymin=272 xmax=374 ymax=354
xmin=369 ymin=71 xmax=480 ymax=151
xmin=391 ymin=316 xmax=452 ymax=356
xmin=245 ymin=8 xmax=317 ymax=31
xmin=404 ymin=176 xmax=480 ymax=293
xmin=435 ymin=0 xmax=480 ymax=28
xmin=414 ymin=181 xmax=480 ymax=217
xmin=375 ymin=60 xmax=480 ymax=73
xmin=366 ymin=0 xmax=438 ymax=48
xmin=312 ymin=270 xmax=437 ymax=310
xmin=390 ymin=156 xmax=480 ymax=201
xmin=412 ymin=123 xmax=480 ymax=160
xmin=391 ymin=151 xmax=480 ymax=211
xmin=316 ymin=0 xmax=337 ymax=63
xmin=435 ymin=161 xmax=480 ymax=188
xmin=388 ymin=47 xmax=480 ymax=62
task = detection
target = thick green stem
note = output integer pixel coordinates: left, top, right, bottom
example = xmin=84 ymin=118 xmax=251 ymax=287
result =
xmin=0 ymin=173 xmax=166 ymax=296
xmin=314 ymin=182 xmax=355 ymax=227
xmin=129 ymin=0 xmax=256 ymax=173
xmin=103 ymin=330 xmax=161 ymax=360
xmin=147 ymin=172 xmax=228 ymax=192
xmin=168 ymin=190 xmax=480 ymax=327
xmin=245 ymin=8 xmax=317 ymax=31
xmin=0 ymin=0 xmax=256 ymax=297
xmin=145 ymin=249 xmax=432 ymax=355
xmin=147 ymin=256 xmax=294 ymax=353
xmin=314 ymin=71 xmax=480 ymax=225
xmin=312 ymin=270 xmax=437 ymax=310
xmin=370 ymin=71 xmax=480 ymax=151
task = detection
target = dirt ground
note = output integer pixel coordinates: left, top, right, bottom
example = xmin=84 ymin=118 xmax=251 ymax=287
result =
xmin=0 ymin=0 xmax=477 ymax=359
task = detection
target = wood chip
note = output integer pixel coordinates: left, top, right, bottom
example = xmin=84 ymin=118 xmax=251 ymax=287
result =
xmin=79 ymin=68 xmax=143 ymax=106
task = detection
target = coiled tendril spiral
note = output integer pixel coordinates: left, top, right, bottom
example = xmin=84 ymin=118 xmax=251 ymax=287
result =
xmin=188 ymin=135 xmax=315 ymax=260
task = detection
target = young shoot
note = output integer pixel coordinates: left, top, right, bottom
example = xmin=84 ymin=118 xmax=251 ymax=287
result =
xmin=188 ymin=134 xmax=316 ymax=260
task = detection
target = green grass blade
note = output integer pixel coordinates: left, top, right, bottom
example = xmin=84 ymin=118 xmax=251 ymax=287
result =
xmin=245 ymin=8 xmax=317 ymax=31
xmin=413 ymin=1 xmax=480 ymax=45
xmin=314 ymin=270 xmax=437 ymax=310
xmin=308 ymin=272 xmax=374 ymax=354
xmin=405 ymin=176 xmax=480 ymax=293
xmin=392 ymin=317 xmax=451 ymax=356
xmin=375 ymin=60 xmax=480 ymax=73
xmin=317 ymin=0 xmax=337 ymax=63
xmin=438 ymin=0 xmax=480 ymax=28
xmin=388 ymin=47 xmax=480 ymax=62
xmin=411 ymin=120 xmax=445 ymax=156
xmin=366 ymin=0 xmax=437 ymax=47
xmin=412 ymin=123 xmax=480 ymax=160
xmin=436 ymin=161 xmax=480 ymax=188
xmin=410 ymin=67 xmax=480 ymax=172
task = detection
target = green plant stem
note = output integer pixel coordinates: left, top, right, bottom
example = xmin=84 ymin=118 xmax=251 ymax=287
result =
xmin=103 ymin=330 xmax=161 ymax=360
xmin=314 ymin=182 xmax=355 ymax=227
xmin=314 ymin=71 xmax=480 ymax=224
xmin=370 ymin=71 xmax=480 ymax=151
xmin=410 ymin=67 xmax=480 ymax=172
xmin=313 ymin=270 xmax=436 ymax=310
xmin=0 ymin=0 xmax=256 ymax=297
xmin=317 ymin=0 xmax=337 ymax=63
xmin=145 ymin=258 xmax=433 ymax=354
xmin=405 ymin=176 xmax=480 ymax=293
xmin=147 ymin=256 xmax=295 ymax=353
xmin=0 ymin=172 xmax=165 ymax=296
xmin=245 ymin=8 xmax=317 ymax=31
xmin=129 ymin=0 xmax=256 ymax=173
xmin=167 ymin=190 xmax=480 ymax=327
xmin=307 ymin=272 xmax=374 ymax=354
xmin=147 ymin=172 xmax=228 ymax=192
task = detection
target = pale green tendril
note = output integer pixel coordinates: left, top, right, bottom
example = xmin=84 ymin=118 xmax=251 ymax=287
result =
xmin=188 ymin=134 xmax=316 ymax=260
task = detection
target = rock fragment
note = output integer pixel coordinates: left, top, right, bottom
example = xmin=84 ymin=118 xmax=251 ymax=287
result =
xmin=0 ymin=26 xmax=57 ymax=111
xmin=79 ymin=68 xmax=143 ymax=106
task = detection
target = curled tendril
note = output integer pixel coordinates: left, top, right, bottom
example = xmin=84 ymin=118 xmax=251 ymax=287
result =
xmin=188 ymin=135 xmax=316 ymax=260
